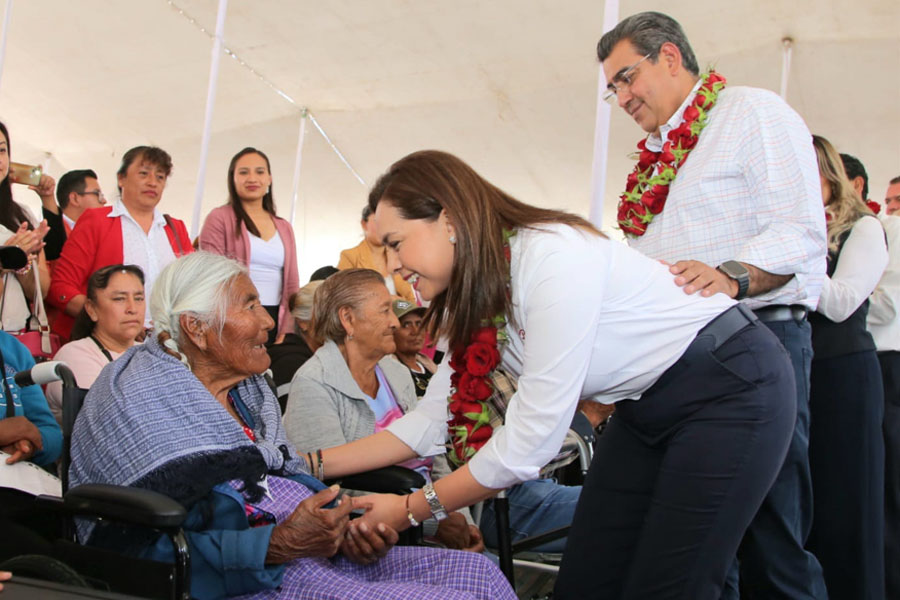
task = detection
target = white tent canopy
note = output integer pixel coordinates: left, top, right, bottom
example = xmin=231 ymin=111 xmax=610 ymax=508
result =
xmin=1 ymin=0 xmax=897 ymax=280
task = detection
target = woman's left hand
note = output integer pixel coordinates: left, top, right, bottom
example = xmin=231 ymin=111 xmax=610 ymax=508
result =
xmin=340 ymin=519 xmax=399 ymax=565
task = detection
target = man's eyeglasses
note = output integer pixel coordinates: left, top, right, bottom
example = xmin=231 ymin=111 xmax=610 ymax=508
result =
xmin=602 ymin=54 xmax=651 ymax=103
xmin=79 ymin=190 xmax=105 ymax=200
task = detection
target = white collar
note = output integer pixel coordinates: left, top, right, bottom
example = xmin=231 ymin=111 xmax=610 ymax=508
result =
xmin=108 ymin=199 xmax=166 ymax=227
xmin=645 ymin=78 xmax=704 ymax=152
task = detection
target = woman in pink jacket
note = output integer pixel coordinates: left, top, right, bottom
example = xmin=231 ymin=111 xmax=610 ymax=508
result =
xmin=199 ymin=147 xmax=299 ymax=345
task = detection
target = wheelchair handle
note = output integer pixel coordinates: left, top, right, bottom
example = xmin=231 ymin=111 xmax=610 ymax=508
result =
xmin=14 ymin=361 xmax=76 ymax=388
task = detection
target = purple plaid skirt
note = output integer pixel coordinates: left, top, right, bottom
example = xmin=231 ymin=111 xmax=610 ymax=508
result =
xmin=233 ymin=476 xmax=515 ymax=600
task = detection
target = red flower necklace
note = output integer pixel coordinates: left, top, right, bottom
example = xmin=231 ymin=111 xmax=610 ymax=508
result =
xmin=446 ymin=230 xmax=514 ymax=466
xmin=617 ymin=70 xmax=726 ymax=237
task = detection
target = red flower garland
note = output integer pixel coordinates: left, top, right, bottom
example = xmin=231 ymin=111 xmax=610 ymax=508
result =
xmin=446 ymin=231 xmax=514 ymax=466
xmin=617 ymin=71 xmax=727 ymax=237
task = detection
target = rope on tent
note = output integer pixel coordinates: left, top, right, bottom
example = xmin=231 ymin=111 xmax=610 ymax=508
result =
xmin=0 ymin=0 xmax=13 ymax=93
xmin=189 ymin=0 xmax=228 ymax=239
xmin=780 ymin=37 xmax=794 ymax=100
xmin=588 ymin=0 xmax=620 ymax=230
xmin=167 ymin=0 xmax=366 ymax=194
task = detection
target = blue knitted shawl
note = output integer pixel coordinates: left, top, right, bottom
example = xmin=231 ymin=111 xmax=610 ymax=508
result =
xmin=69 ymin=336 xmax=307 ymax=512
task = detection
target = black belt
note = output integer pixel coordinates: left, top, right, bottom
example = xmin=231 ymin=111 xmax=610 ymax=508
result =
xmin=698 ymin=304 xmax=759 ymax=351
xmin=752 ymin=304 xmax=808 ymax=323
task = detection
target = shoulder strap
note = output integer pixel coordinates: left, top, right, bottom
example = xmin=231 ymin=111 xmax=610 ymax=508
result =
xmin=89 ymin=335 xmax=115 ymax=363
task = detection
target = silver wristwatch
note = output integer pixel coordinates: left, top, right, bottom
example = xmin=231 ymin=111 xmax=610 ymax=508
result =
xmin=422 ymin=483 xmax=448 ymax=521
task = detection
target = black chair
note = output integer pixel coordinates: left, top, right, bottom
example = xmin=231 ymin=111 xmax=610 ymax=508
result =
xmin=487 ymin=409 xmax=597 ymax=588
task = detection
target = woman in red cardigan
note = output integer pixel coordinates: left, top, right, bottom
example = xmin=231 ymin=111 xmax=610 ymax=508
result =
xmin=198 ymin=147 xmax=299 ymax=345
xmin=48 ymin=146 xmax=192 ymax=340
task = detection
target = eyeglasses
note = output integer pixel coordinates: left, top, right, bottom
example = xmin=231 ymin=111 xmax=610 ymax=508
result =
xmin=79 ymin=190 xmax=106 ymax=200
xmin=602 ymin=54 xmax=651 ymax=103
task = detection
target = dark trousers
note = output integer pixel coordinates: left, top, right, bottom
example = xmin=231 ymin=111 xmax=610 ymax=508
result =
xmin=878 ymin=351 xmax=900 ymax=600
xmin=724 ymin=318 xmax=828 ymax=599
xmin=808 ymin=351 xmax=885 ymax=600
xmin=555 ymin=315 xmax=795 ymax=599
xmin=263 ymin=305 xmax=279 ymax=346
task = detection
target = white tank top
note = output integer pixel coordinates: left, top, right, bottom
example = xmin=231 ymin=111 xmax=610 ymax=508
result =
xmin=248 ymin=232 xmax=285 ymax=306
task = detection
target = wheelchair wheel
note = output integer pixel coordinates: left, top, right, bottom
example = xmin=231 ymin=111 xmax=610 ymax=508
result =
xmin=0 ymin=554 xmax=90 ymax=588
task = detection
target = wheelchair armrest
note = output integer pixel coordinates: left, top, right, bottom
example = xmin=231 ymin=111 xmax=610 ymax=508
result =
xmin=40 ymin=483 xmax=187 ymax=531
xmin=326 ymin=466 xmax=426 ymax=494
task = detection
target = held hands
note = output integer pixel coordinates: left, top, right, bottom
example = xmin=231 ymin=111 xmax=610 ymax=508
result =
xmin=340 ymin=510 xmax=399 ymax=565
xmin=0 ymin=417 xmax=43 ymax=464
xmin=265 ymin=484 xmax=353 ymax=564
xmin=670 ymin=260 xmax=739 ymax=298
xmin=2 ymin=439 xmax=38 ymax=464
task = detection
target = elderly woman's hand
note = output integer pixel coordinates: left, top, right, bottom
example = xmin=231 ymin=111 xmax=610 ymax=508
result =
xmin=341 ymin=518 xmax=399 ymax=565
xmin=436 ymin=512 xmax=485 ymax=552
xmin=0 ymin=417 xmax=43 ymax=453
xmin=265 ymin=485 xmax=354 ymax=564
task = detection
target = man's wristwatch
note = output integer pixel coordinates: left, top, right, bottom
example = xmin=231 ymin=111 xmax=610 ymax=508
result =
xmin=422 ymin=483 xmax=448 ymax=521
xmin=717 ymin=260 xmax=750 ymax=300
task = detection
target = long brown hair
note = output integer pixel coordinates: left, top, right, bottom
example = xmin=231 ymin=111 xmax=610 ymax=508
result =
xmin=813 ymin=135 xmax=873 ymax=253
xmin=368 ymin=150 xmax=600 ymax=351
xmin=227 ymin=147 xmax=277 ymax=238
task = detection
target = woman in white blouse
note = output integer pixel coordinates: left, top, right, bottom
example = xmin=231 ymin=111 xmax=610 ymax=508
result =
xmin=806 ymin=135 xmax=888 ymax=600
xmin=313 ymin=150 xmax=798 ymax=599
xmin=199 ymin=148 xmax=299 ymax=345
xmin=45 ymin=264 xmax=145 ymax=423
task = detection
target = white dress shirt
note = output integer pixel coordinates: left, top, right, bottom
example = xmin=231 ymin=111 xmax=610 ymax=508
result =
xmin=867 ymin=215 xmax=900 ymax=351
xmin=108 ymin=200 xmax=175 ymax=327
xmin=817 ymin=216 xmax=888 ymax=322
xmin=387 ymin=224 xmax=735 ymax=489
xmin=629 ymin=84 xmax=827 ymax=310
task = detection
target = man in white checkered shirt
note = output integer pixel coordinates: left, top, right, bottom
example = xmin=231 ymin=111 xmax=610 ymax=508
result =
xmin=598 ymin=12 xmax=827 ymax=600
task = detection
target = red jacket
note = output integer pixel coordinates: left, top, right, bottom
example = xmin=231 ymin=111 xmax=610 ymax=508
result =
xmin=48 ymin=206 xmax=193 ymax=339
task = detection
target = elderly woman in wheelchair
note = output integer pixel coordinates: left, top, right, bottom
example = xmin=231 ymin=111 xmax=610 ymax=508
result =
xmin=68 ymin=252 xmax=514 ymax=600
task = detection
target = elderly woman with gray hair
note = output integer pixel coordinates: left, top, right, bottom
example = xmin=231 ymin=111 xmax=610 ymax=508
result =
xmin=284 ymin=269 xmax=484 ymax=552
xmin=68 ymin=253 xmax=514 ymax=600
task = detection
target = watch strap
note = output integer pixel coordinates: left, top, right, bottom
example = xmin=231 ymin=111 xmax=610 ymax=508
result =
xmin=422 ymin=483 xmax=448 ymax=521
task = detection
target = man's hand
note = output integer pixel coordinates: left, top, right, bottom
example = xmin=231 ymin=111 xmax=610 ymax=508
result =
xmin=28 ymin=174 xmax=56 ymax=203
xmin=265 ymin=485 xmax=353 ymax=564
xmin=0 ymin=417 xmax=43 ymax=451
xmin=670 ymin=260 xmax=739 ymax=298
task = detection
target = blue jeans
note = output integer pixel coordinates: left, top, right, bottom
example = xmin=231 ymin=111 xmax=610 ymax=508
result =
xmin=722 ymin=318 xmax=828 ymax=600
xmin=479 ymin=479 xmax=580 ymax=553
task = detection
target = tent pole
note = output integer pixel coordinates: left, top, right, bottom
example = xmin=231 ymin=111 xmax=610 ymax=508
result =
xmin=780 ymin=37 xmax=794 ymax=100
xmin=289 ymin=109 xmax=308 ymax=226
xmin=0 ymin=0 xmax=13 ymax=93
xmin=588 ymin=0 xmax=619 ymax=230
xmin=190 ymin=0 xmax=228 ymax=239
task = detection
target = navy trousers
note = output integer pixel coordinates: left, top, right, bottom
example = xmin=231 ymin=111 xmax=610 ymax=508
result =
xmin=878 ymin=351 xmax=900 ymax=600
xmin=724 ymin=318 xmax=828 ymax=599
xmin=555 ymin=313 xmax=795 ymax=599
xmin=808 ymin=350 xmax=885 ymax=600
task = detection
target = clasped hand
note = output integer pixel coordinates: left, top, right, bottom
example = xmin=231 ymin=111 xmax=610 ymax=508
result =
xmin=266 ymin=485 xmax=399 ymax=566
xmin=4 ymin=220 xmax=50 ymax=258
xmin=0 ymin=416 xmax=43 ymax=464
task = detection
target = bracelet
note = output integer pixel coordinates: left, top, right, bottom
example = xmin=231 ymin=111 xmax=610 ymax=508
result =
xmin=15 ymin=259 xmax=33 ymax=276
xmin=316 ymin=449 xmax=325 ymax=482
xmin=306 ymin=452 xmax=315 ymax=477
xmin=405 ymin=494 xmax=420 ymax=527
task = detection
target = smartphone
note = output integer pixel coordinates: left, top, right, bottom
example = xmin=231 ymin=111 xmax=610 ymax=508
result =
xmin=8 ymin=162 xmax=42 ymax=186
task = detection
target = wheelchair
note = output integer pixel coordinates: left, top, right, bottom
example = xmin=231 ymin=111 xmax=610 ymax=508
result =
xmin=0 ymin=361 xmax=426 ymax=599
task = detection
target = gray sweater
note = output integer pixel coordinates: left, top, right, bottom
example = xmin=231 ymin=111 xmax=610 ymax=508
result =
xmin=283 ymin=339 xmax=418 ymax=454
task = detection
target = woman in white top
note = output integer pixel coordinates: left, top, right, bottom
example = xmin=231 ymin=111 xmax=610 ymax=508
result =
xmin=45 ymin=264 xmax=145 ymax=423
xmin=0 ymin=121 xmax=52 ymax=332
xmin=806 ymin=135 xmax=888 ymax=599
xmin=199 ymin=148 xmax=300 ymax=345
xmin=311 ymin=151 xmax=797 ymax=599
